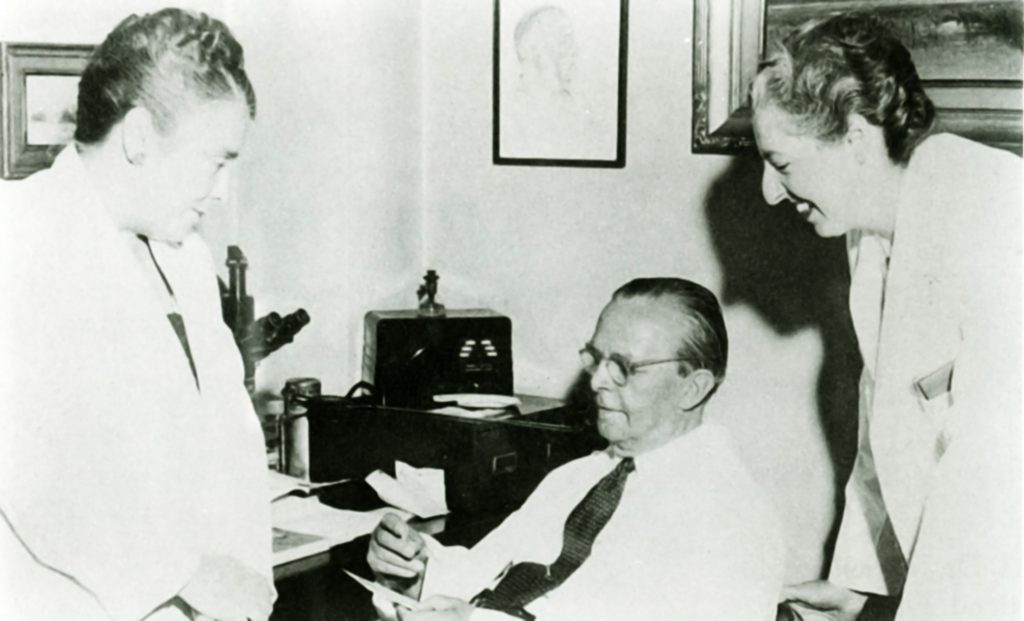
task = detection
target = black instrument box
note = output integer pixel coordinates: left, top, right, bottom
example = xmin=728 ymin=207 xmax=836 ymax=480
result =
xmin=362 ymin=309 xmax=513 ymax=408
xmin=303 ymin=396 xmax=603 ymax=514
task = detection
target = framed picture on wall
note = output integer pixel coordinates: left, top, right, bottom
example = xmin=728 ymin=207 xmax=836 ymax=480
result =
xmin=493 ymin=0 xmax=629 ymax=168
xmin=692 ymin=0 xmax=1022 ymax=154
xmin=2 ymin=43 xmax=94 ymax=179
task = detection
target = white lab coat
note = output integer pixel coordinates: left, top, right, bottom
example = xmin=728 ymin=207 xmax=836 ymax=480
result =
xmin=828 ymin=134 xmax=1022 ymax=619
xmin=0 ymin=147 xmax=274 ymax=620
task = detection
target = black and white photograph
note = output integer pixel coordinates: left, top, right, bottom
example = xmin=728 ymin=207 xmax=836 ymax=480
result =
xmin=1 ymin=1 xmax=1020 ymax=620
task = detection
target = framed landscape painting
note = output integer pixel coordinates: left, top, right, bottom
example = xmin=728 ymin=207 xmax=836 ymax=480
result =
xmin=692 ymin=0 xmax=1022 ymax=154
xmin=2 ymin=43 xmax=93 ymax=179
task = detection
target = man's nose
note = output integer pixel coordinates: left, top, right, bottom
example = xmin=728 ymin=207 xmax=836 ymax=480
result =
xmin=589 ymin=358 xmax=615 ymax=393
xmin=761 ymin=165 xmax=789 ymax=205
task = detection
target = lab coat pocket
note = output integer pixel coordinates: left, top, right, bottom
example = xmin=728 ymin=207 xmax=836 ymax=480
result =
xmin=912 ymin=360 xmax=955 ymax=459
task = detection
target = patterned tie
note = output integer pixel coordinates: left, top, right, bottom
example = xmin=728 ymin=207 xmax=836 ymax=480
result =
xmin=471 ymin=457 xmax=636 ymax=620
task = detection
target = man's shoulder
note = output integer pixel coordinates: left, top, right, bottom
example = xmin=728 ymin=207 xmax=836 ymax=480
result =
xmin=686 ymin=423 xmax=779 ymax=517
xmin=534 ymin=450 xmax=611 ymax=489
xmin=553 ymin=449 xmax=609 ymax=472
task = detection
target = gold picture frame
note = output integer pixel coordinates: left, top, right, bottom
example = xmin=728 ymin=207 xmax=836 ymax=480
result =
xmin=692 ymin=0 xmax=1023 ymax=155
xmin=2 ymin=43 xmax=94 ymax=179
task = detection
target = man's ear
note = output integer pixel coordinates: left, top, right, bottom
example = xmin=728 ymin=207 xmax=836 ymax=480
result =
xmin=121 ymin=106 xmax=157 ymax=166
xmin=681 ymin=369 xmax=717 ymax=410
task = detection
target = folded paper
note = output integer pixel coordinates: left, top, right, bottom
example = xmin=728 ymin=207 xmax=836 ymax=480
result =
xmin=366 ymin=461 xmax=449 ymax=518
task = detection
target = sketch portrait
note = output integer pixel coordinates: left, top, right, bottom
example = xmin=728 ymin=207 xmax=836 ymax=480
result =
xmin=494 ymin=0 xmax=628 ymax=167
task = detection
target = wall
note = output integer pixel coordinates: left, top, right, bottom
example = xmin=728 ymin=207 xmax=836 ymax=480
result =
xmin=420 ymin=0 xmax=860 ymax=581
xmin=226 ymin=1 xmax=424 ymax=398
xmin=0 ymin=0 xmax=226 ymax=41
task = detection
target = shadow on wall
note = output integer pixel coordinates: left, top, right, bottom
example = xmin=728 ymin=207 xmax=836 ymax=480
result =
xmin=704 ymin=152 xmax=862 ymax=569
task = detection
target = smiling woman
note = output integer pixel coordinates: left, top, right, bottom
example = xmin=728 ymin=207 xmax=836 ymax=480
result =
xmin=750 ymin=13 xmax=1022 ymax=621
xmin=752 ymin=106 xmax=901 ymax=239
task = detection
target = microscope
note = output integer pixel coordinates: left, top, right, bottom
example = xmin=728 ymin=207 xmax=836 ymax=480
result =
xmin=221 ymin=246 xmax=310 ymax=393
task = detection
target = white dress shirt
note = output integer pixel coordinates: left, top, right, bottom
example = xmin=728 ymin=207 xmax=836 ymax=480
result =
xmin=407 ymin=421 xmax=784 ymax=620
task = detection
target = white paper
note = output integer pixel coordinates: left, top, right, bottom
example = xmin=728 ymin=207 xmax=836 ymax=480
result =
xmin=430 ymin=405 xmax=509 ymax=419
xmin=432 ymin=393 xmax=521 ymax=409
xmin=267 ymin=469 xmax=352 ymax=502
xmin=268 ymin=469 xmax=311 ymax=502
xmin=344 ymin=570 xmax=424 ymax=611
xmin=366 ymin=461 xmax=449 ymax=518
xmin=272 ymin=496 xmax=409 ymax=566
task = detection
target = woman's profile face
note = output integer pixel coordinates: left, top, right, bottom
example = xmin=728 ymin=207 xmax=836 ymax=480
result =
xmin=135 ymin=96 xmax=250 ymax=244
xmin=752 ymin=105 xmax=863 ymax=238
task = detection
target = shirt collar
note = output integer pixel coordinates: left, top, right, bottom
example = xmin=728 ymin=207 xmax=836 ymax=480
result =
xmin=603 ymin=421 xmax=722 ymax=473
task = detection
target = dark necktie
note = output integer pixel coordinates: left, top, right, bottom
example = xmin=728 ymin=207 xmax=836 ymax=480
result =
xmin=472 ymin=456 xmax=636 ymax=620
xmin=142 ymin=237 xmax=200 ymax=389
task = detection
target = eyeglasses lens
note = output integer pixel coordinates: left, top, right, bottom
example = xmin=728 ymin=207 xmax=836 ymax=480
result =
xmin=580 ymin=347 xmax=629 ymax=387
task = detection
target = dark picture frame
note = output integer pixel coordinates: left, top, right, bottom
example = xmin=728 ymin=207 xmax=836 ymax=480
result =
xmin=493 ymin=0 xmax=629 ymax=168
xmin=692 ymin=0 xmax=1023 ymax=155
xmin=2 ymin=42 xmax=94 ymax=179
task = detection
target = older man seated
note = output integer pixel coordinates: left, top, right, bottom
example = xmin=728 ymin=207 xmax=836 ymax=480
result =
xmin=367 ymin=278 xmax=784 ymax=620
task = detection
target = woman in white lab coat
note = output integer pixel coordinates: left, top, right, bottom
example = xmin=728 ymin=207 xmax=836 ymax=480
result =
xmin=0 ymin=9 xmax=274 ymax=620
xmin=750 ymin=13 xmax=1021 ymax=621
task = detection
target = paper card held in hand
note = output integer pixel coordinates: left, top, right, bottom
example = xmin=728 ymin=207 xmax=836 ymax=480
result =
xmin=366 ymin=461 xmax=449 ymax=519
xmin=344 ymin=570 xmax=424 ymax=611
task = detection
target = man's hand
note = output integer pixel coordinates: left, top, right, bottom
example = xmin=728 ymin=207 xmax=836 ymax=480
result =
xmin=782 ymin=580 xmax=868 ymax=621
xmin=178 ymin=554 xmax=274 ymax=621
xmin=397 ymin=596 xmax=474 ymax=621
xmin=368 ymin=512 xmax=428 ymax=594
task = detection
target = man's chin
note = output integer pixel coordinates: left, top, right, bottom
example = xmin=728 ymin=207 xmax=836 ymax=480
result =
xmin=596 ymin=410 xmax=626 ymax=438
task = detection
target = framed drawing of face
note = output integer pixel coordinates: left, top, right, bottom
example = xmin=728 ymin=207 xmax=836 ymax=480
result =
xmin=494 ymin=0 xmax=630 ymax=167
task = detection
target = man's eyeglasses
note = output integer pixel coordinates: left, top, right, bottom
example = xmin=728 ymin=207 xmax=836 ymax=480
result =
xmin=579 ymin=343 xmax=688 ymax=387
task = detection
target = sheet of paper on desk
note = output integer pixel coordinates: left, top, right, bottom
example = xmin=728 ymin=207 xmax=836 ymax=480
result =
xmin=272 ymin=496 xmax=410 ymax=566
xmin=344 ymin=570 xmax=424 ymax=611
xmin=366 ymin=461 xmax=448 ymax=519
xmin=267 ymin=469 xmax=351 ymax=502
xmin=430 ymin=405 xmax=509 ymax=419
xmin=431 ymin=393 xmax=521 ymax=419
xmin=268 ymin=470 xmax=311 ymax=502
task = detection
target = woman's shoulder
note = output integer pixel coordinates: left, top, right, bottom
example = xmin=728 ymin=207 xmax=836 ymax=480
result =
xmin=913 ymin=133 xmax=1020 ymax=175
xmin=906 ymin=133 xmax=1020 ymax=225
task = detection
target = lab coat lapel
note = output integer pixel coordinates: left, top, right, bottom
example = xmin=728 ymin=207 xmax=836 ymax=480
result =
xmin=869 ymin=170 xmax=960 ymax=561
